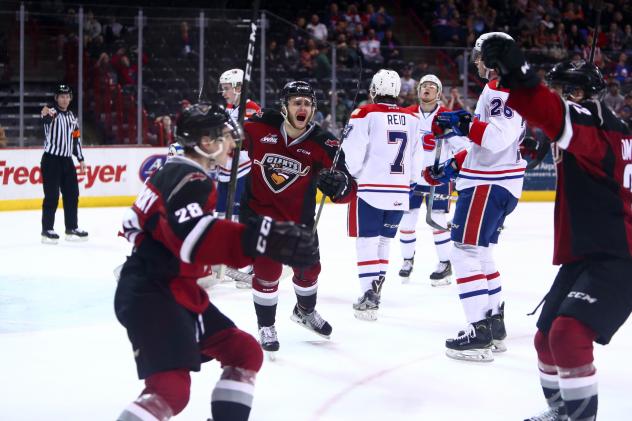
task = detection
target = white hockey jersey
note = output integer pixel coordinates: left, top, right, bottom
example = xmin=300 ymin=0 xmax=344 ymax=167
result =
xmin=406 ymin=103 xmax=470 ymax=186
xmin=343 ymin=102 xmax=423 ymax=210
xmin=457 ymin=80 xmax=526 ymax=198
xmin=218 ymin=99 xmax=261 ymax=182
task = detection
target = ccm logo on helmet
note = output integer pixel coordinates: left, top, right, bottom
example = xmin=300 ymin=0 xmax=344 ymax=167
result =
xmin=139 ymin=155 xmax=167 ymax=181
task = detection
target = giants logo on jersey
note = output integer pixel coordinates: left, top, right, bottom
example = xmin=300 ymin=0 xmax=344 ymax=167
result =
xmin=254 ymin=153 xmax=310 ymax=193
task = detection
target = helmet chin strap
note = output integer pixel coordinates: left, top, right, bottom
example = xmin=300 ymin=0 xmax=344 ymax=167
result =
xmin=194 ymin=141 xmax=223 ymax=160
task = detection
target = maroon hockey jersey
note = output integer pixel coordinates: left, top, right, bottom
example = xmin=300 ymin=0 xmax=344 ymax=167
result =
xmin=242 ymin=110 xmax=355 ymax=225
xmin=120 ymin=156 xmax=253 ymax=313
xmin=508 ymin=84 xmax=632 ymax=265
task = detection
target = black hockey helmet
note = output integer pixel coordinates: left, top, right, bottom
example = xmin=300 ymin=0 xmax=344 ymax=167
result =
xmin=546 ymin=60 xmax=606 ymax=99
xmin=175 ymin=103 xmax=237 ymax=151
xmin=281 ymin=81 xmax=317 ymax=108
xmin=54 ymin=83 xmax=73 ymax=98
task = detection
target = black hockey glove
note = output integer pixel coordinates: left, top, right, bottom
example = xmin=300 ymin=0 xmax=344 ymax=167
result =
xmin=242 ymin=216 xmax=319 ymax=267
xmin=521 ymin=135 xmax=551 ymax=170
xmin=481 ymin=36 xmax=540 ymax=89
xmin=317 ymin=169 xmax=351 ymax=201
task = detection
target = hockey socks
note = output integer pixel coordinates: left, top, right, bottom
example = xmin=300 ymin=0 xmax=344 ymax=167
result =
xmin=398 ymin=208 xmax=419 ymax=260
xmin=211 ymin=367 xmax=257 ymax=421
xmin=252 ymin=277 xmax=279 ymax=327
xmin=356 ymin=237 xmax=385 ymax=293
xmin=431 ymin=211 xmax=451 ymax=261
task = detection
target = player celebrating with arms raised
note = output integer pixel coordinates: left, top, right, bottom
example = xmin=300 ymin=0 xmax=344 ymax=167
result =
xmin=241 ymin=81 xmax=356 ymax=356
xmin=482 ymin=33 xmax=632 ymax=421
xmin=425 ymin=32 xmax=526 ymax=361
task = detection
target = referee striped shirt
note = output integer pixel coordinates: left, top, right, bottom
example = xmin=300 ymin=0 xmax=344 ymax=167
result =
xmin=42 ymin=106 xmax=84 ymax=161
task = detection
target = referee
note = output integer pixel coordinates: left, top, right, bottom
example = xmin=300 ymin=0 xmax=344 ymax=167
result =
xmin=40 ymin=83 xmax=89 ymax=244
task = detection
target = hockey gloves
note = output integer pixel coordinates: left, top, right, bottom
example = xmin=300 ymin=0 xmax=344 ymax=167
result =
xmin=521 ymin=135 xmax=551 ymax=170
xmin=481 ymin=35 xmax=540 ymax=89
xmin=432 ymin=110 xmax=472 ymax=137
xmin=243 ymin=216 xmax=319 ymax=267
xmin=317 ymin=169 xmax=351 ymax=201
xmin=423 ymin=158 xmax=459 ymax=186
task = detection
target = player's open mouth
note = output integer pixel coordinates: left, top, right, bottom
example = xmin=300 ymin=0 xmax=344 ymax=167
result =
xmin=296 ymin=113 xmax=307 ymax=122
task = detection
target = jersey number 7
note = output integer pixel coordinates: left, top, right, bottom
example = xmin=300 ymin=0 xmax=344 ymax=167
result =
xmin=388 ymin=131 xmax=408 ymax=174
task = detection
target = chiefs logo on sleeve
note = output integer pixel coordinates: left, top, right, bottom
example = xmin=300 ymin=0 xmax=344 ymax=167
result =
xmin=254 ymin=153 xmax=311 ymax=193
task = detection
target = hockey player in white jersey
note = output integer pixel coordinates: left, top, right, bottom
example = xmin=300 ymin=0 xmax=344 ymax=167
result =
xmin=343 ymin=69 xmax=423 ymax=321
xmin=424 ymin=32 xmax=526 ymax=361
xmin=398 ymin=74 xmax=469 ymax=286
xmin=216 ymin=68 xmax=261 ymax=219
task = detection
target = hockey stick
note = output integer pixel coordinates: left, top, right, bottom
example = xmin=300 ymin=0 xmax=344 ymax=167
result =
xmin=216 ymin=1 xmax=260 ymax=284
xmin=225 ymin=0 xmax=260 ymax=221
xmin=424 ymin=133 xmax=454 ymax=231
xmin=413 ymin=191 xmax=457 ymax=201
xmin=588 ymin=1 xmax=604 ymax=64
xmin=312 ymin=52 xmax=364 ymax=235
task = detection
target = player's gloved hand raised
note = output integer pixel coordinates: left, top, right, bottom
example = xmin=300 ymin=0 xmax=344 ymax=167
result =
xmin=423 ymin=159 xmax=459 ymax=186
xmin=242 ymin=216 xmax=318 ymax=267
xmin=317 ymin=169 xmax=351 ymax=201
xmin=481 ymin=36 xmax=540 ymax=89
xmin=432 ymin=110 xmax=472 ymax=137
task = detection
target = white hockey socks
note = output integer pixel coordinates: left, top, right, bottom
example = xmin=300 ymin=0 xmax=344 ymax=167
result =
xmin=451 ymin=243 xmax=488 ymax=323
xmin=356 ymin=236 xmax=381 ymax=293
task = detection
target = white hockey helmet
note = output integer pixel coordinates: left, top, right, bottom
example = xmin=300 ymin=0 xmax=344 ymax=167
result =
xmin=472 ymin=32 xmax=514 ymax=63
xmin=369 ymin=69 xmax=401 ymax=100
xmin=218 ymin=68 xmax=244 ymax=90
xmin=417 ymin=74 xmax=442 ymax=98
xmin=167 ymin=142 xmax=184 ymax=159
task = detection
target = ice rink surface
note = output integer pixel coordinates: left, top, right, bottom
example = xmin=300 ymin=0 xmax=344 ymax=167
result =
xmin=1 ymin=202 xmax=630 ymax=421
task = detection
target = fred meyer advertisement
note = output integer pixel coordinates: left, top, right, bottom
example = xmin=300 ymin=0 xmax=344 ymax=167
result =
xmin=0 ymin=147 xmax=167 ymax=210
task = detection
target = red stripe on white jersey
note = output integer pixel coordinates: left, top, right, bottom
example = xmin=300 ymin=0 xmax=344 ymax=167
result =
xmin=456 ymin=274 xmax=487 ymax=284
xmin=347 ymin=198 xmax=358 ymax=237
xmin=486 ymin=271 xmax=500 ymax=280
xmin=463 ymin=185 xmax=491 ymax=245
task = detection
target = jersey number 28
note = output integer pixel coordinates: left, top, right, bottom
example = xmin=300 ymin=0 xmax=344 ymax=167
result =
xmin=388 ymin=131 xmax=408 ymax=174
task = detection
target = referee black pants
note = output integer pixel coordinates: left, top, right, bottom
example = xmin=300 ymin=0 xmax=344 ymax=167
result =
xmin=41 ymin=152 xmax=79 ymax=231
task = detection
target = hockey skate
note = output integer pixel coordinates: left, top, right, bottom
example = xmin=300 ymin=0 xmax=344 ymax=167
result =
xmin=258 ymin=325 xmax=279 ymax=360
xmin=445 ymin=318 xmax=494 ymax=362
xmin=524 ymin=405 xmax=568 ymax=421
xmin=41 ymin=230 xmax=59 ymax=244
xmin=398 ymin=257 xmax=414 ymax=283
xmin=430 ymin=260 xmax=452 ymax=286
xmin=488 ymin=302 xmax=507 ymax=353
xmin=290 ymin=304 xmax=332 ymax=339
xmin=65 ymin=228 xmax=88 ymax=242
xmin=353 ymin=289 xmax=380 ymax=321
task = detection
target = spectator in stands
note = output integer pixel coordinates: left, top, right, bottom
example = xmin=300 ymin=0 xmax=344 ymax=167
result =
xmin=290 ymin=16 xmax=308 ymax=49
xmin=326 ymin=2 xmax=343 ymax=31
xmin=370 ymin=6 xmax=394 ymax=32
xmin=619 ymin=94 xmax=632 ymax=124
xmin=567 ymin=24 xmax=586 ymax=51
xmin=103 ymin=16 xmax=125 ymax=47
xmin=281 ymin=38 xmax=300 ymax=71
xmin=307 ymin=14 xmax=328 ymax=43
xmin=344 ymin=4 xmax=362 ymax=27
xmin=582 ymin=34 xmax=604 ymax=68
xmin=84 ymin=10 xmax=102 ymax=43
xmin=604 ymin=81 xmax=625 ymax=114
xmin=313 ymin=43 xmax=331 ymax=79
xmin=179 ymin=21 xmax=195 ymax=57
xmin=398 ymin=65 xmax=416 ymax=106
xmin=361 ymin=4 xmax=375 ymax=29
xmin=267 ymin=40 xmax=280 ymax=63
xmin=350 ymin=23 xmax=365 ymax=40
xmin=381 ymin=29 xmax=400 ymax=66
xmin=359 ymin=28 xmax=382 ymax=64
xmin=613 ymin=52 xmax=631 ymax=85
xmin=300 ymin=38 xmax=320 ymax=71
xmin=154 ymin=115 xmax=174 ymax=146
xmin=607 ymin=22 xmax=623 ymax=51
xmin=371 ymin=11 xmax=392 ymax=41
xmin=622 ymin=24 xmax=632 ymax=54
xmin=445 ymin=87 xmax=469 ymax=112
xmin=411 ymin=61 xmax=429 ymax=81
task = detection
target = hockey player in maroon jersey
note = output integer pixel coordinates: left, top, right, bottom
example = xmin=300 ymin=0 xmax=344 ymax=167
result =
xmin=241 ymin=81 xmax=356 ymax=355
xmin=482 ymin=36 xmax=632 ymax=421
xmin=115 ymin=103 xmax=319 ymax=421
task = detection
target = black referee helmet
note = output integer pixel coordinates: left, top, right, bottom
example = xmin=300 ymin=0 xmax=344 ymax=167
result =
xmin=54 ymin=83 xmax=73 ymax=99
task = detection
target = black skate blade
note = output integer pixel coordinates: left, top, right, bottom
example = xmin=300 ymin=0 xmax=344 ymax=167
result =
xmin=430 ymin=274 xmax=452 ymax=287
xmin=446 ymin=347 xmax=494 ymax=362
xmin=491 ymin=340 xmax=507 ymax=353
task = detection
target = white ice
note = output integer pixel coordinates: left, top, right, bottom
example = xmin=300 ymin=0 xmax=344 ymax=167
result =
xmin=1 ymin=203 xmax=630 ymax=421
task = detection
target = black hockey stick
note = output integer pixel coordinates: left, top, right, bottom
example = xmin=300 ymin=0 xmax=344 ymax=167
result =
xmin=225 ymin=0 xmax=260 ymax=221
xmin=424 ymin=133 xmax=455 ymax=231
xmin=588 ymin=1 xmax=604 ymax=64
xmin=311 ymin=52 xmax=364 ymax=235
